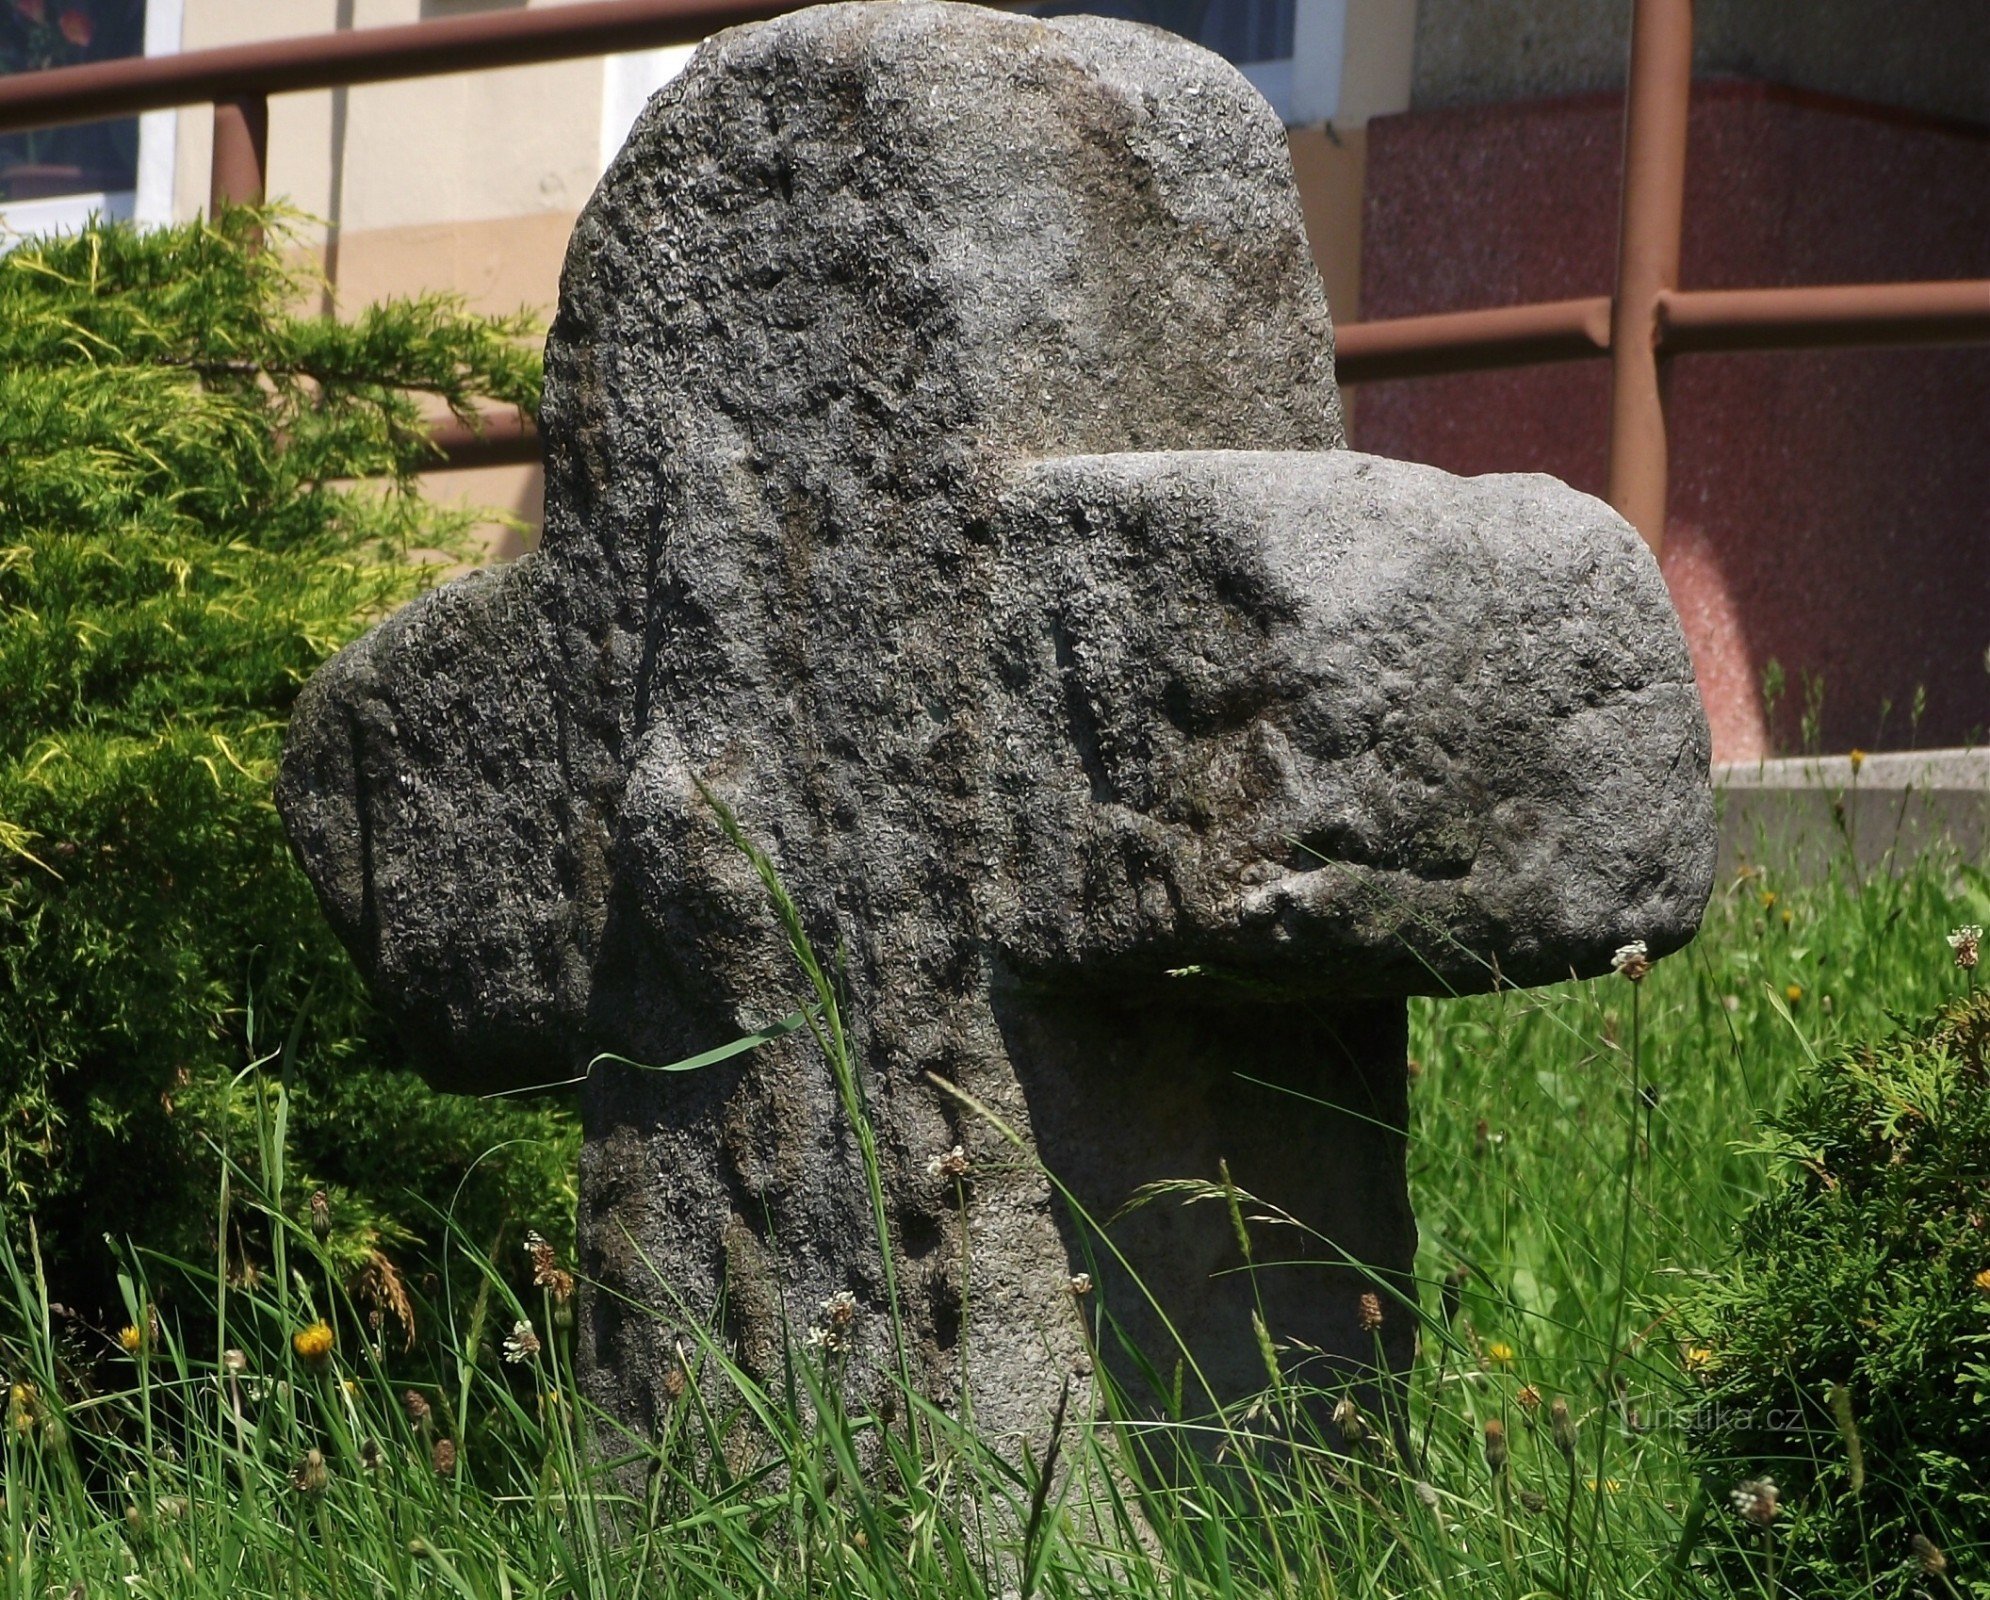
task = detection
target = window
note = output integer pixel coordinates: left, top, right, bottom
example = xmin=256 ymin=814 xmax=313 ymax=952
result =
xmin=1028 ymin=0 xmax=1345 ymax=125
xmin=596 ymin=0 xmax=1347 ymax=175
xmin=0 ymin=0 xmax=181 ymax=236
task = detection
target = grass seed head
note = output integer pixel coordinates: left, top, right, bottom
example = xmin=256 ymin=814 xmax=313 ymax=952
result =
xmin=524 ymin=1232 xmax=575 ymax=1304
xmin=1549 ymin=1397 xmax=1579 ymax=1461
xmin=291 ymin=1447 xmax=329 ymax=1497
xmin=808 ymin=1290 xmax=859 ymax=1354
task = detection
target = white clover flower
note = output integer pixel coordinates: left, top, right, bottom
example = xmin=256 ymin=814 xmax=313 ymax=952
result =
xmin=502 ymin=1320 xmax=542 ymax=1364
xmin=1730 ymin=1477 xmax=1779 ymax=1528
xmin=1611 ymin=940 xmax=1652 ymax=982
xmin=809 ymin=1290 xmax=858 ymax=1354
xmin=1947 ymin=925 xmax=1981 ymax=971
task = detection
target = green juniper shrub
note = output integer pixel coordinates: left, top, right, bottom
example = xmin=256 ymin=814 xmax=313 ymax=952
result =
xmin=1683 ymin=987 xmax=1990 ymax=1597
xmin=0 ymin=211 xmax=576 ymax=1345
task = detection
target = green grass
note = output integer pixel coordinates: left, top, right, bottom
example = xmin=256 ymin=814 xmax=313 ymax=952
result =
xmin=0 ymin=813 xmax=1982 ymax=1599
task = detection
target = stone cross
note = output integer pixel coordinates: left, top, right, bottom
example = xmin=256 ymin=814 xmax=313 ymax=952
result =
xmin=278 ymin=1 xmax=1715 ymax=1450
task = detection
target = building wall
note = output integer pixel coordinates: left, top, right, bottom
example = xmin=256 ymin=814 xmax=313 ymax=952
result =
xmin=1355 ymin=84 xmax=1990 ymax=760
xmin=169 ymin=0 xmax=604 ymax=268
xmin=20 ymin=1 xmax=1980 ymax=759
xmin=126 ymin=0 xmax=1414 ymax=548
xmin=142 ymin=0 xmax=612 ymax=549
xmin=147 ymin=0 xmax=1414 ymax=324
xmin=1411 ymin=0 xmax=1990 ymax=125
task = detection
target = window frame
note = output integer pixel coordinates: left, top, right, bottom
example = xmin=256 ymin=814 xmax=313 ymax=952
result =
xmin=1236 ymin=0 xmax=1346 ymax=126
xmin=600 ymin=42 xmax=696 ymax=175
xmin=0 ymin=0 xmax=183 ymax=237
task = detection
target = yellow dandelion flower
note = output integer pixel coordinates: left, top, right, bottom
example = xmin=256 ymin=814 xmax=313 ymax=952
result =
xmin=1973 ymin=1268 xmax=1990 ymax=1297
xmin=116 ymin=1324 xmax=144 ymax=1355
xmin=1785 ymin=983 xmax=1803 ymax=1005
xmin=1848 ymin=748 xmax=1866 ymax=775
xmin=292 ymin=1320 xmax=335 ymax=1369
xmin=1760 ymin=891 xmax=1777 ymax=911
xmin=8 ymin=1381 xmax=37 ymax=1434
xmin=1486 ymin=1340 xmax=1515 ymax=1369
xmin=1684 ymin=1345 xmax=1717 ymax=1373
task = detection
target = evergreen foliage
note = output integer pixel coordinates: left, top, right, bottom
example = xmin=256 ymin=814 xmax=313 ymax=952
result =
xmin=1684 ymin=985 xmax=1990 ymax=1596
xmin=0 ymin=212 xmax=577 ymax=1337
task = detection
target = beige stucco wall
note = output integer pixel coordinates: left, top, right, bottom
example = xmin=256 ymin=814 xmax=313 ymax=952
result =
xmin=1298 ymin=0 xmax=1416 ymax=340
xmin=171 ymin=0 xmax=605 ymax=273
xmin=164 ymin=1 xmax=614 ymax=547
xmin=165 ymin=0 xmax=1420 ymax=315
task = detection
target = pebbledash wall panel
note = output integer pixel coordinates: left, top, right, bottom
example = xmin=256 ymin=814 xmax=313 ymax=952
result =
xmin=1353 ymin=82 xmax=1990 ymax=762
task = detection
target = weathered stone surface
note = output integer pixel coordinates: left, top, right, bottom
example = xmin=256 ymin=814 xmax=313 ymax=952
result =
xmin=278 ymin=0 xmax=1714 ymax=1448
xmin=987 ymin=451 xmax=1709 ymax=997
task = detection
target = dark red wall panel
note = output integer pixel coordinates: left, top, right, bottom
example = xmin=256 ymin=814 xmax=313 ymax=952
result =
xmin=1354 ymin=83 xmax=1990 ymax=759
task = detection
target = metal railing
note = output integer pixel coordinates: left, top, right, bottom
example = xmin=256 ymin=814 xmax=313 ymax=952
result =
xmin=3 ymin=0 xmax=1987 ymax=543
xmin=1332 ymin=0 xmax=1990 ymax=551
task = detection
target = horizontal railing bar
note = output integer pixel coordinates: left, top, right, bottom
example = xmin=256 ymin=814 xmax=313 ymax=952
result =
xmin=431 ymin=280 xmax=1990 ymax=463
xmin=1333 ymin=297 xmax=1614 ymax=384
xmin=0 ymin=0 xmax=797 ymax=134
xmin=1658 ymin=279 xmax=1990 ymax=354
xmin=1335 ymin=279 xmax=1990 ymax=385
xmin=424 ymin=410 xmax=540 ymax=472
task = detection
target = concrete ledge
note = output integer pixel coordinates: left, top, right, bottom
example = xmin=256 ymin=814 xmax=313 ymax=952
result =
xmin=1714 ymin=747 xmax=1990 ymax=877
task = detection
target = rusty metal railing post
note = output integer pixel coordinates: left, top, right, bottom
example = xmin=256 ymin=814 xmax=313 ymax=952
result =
xmin=1605 ymin=0 xmax=1693 ymax=554
xmin=209 ymin=92 xmax=269 ymax=220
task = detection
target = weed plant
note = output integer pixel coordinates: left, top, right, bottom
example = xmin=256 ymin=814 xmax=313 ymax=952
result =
xmin=0 ymin=788 xmax=1981 ymax=1598
xmin=1680 ymin=988 xmax=1990 ymax=1598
